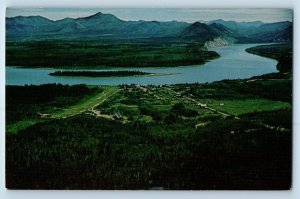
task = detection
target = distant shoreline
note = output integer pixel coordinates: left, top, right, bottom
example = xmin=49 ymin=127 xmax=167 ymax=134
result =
xmin=49 ymin=70 xmax=154 ymax=78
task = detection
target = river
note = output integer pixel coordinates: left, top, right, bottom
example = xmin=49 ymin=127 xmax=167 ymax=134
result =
xmin=6 ymin=44 xmax=278 ymax=86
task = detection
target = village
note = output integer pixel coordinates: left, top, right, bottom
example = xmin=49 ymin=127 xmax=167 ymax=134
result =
xmin=78 ymin=83 xmax=241 ymax=128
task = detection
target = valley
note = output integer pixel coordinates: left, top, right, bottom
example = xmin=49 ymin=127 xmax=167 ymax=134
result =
xmin=5 ymin=9 xmax=293 ymax=190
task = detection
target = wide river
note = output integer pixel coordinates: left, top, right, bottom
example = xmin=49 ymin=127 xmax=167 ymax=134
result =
xmin=6 ymin=44 xmax=278 ymax=86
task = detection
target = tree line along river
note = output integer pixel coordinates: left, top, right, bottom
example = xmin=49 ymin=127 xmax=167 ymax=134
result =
xmin=6 ymin=44 xmax=278 ymax=86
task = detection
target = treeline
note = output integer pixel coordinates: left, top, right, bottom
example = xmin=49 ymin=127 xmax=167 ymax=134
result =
xmin=6 ymin=110 xmax=291 ymax=189
xmin=246 ymin=43 xmax=292 ymax=72
xmin=6 ymin=41 xmax=219 ymax=68
xmin=49 ymin=70 xmax=151 ymax=77
xmin=175 ymin=74 xmax=292 ymax=103
xmin=6 ymin=84 xmax=99 ymax=124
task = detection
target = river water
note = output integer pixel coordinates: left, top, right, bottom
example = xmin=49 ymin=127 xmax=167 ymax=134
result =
xmin=6 ymin=44 xmax=278 ymax=86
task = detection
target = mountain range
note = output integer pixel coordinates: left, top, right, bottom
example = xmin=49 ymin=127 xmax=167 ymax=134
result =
xmin=6 ymin=12 xmax=293 ymax=44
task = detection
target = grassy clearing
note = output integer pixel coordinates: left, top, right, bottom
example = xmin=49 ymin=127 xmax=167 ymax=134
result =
xmin=6 ymin=84 xmax=100 ymax=133
xmin=6 ymin=119 xmax=41 ymax=135
xmin=208 ymin=98 xmax=291 ymax=116
xmin=51 ymin=87 xmax=120 ymax=118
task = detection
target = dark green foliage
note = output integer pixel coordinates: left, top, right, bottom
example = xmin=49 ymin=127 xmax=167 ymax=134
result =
xmin=155 ymin=116 xmax=291 ymax=190
xmin=139 ymin=105 xmax=163 ymax=122
xmin=5 ymin=74 xmax=292 ymax=189
xmin=251 ymin=72 xmax=291 ymax=80
xmin=49 ymin=70 xmax=151 ymax=77
xmin=241 ymin=109 xmax=292 ymax=129
xmin=6 ymin=111 xmax=291 ymax=189
xmin=176 ymin=74 xmax=292 ymax=103
xmin=6 ymin=84 xmax=98 ymax=124
xmin=163 ymin=113 xmax=181 ymax=125
xmin=246 ymin=44 xmax=293 ymax=72
xmin=236 ymin=79 xmax=292 ymax=103
xmin=7 ymin=84 xmax=96 ymax=104
xmin=171 ymin=103 xmax=198 ymax=117
xmin=6 ymin=41 xmax=219 ymax=68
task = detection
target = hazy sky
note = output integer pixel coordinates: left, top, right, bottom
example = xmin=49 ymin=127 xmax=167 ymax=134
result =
xmin=6 ymin=8 xmax=292 ymax=23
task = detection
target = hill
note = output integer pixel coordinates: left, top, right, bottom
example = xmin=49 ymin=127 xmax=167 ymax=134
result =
xmin=6 ymin=12 xmax=292 ymax=43
xmin=208 ymin=19 xmax=292 ymax=43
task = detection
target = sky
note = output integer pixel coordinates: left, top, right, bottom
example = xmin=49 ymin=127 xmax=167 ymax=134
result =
xmin=6 ymin=8 xmax=293 ymax=23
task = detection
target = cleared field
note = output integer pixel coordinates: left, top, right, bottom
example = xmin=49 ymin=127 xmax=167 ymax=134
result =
xmin=207 ymin=98 xmax=291 ymax=116
xmin=6 ymin=119 xmax=41 ymax=135
xmin=51 ymin=87 xmax=120 ymax=118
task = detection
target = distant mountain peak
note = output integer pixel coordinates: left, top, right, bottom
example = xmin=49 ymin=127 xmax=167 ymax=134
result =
xmin=181 ymin=22 xmax=217 ymax=39
xmin=190 ymin=22 xmax=208 ymax=28
xmin=86 ymin=12 xmax=104 ymax=18
xmin=10 ymin=15 xmax=53 ymax=22
xmin=209 ymin=22 xmax=229 ymax=30
xmin=81 ymin=12 xmax=119 ymax=20
xmin=6 ymin=13 xmax=292 ymax=43
xmin=6 ymin=15 xmax=54 ymax=26
xmin=56 ymin=17 xmax=74 ymax=22
xmin=213 ymin=19 xmax=226 ymax=22
xmin=193 ymin=21 xmax=203 ymax=25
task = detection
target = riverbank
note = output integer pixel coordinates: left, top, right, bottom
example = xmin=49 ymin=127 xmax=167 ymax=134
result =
xmin=246 ymin=43 xmax=292 ymax=72
xmin=6 ymin=41 xmax=219 ymax=68
xmin=6 ymin=44 xmax=278 ymax=86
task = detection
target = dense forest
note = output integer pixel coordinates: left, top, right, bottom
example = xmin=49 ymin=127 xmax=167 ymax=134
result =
xmin=6 ymin=41 xmax=219 ymax=68
xmin=246 ymin=43 xmax=292 ymax=72
xmin=6 ymin=73 xmax=292 ymax=189
xmin=6 ymin=84 xmax=100 ymax=132
xmin=6 ymin=111 xmax=291 ymax=189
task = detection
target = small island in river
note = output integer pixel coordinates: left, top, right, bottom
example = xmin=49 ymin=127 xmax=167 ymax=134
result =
xmin=49 ymin=70 xmax=153 ymax=77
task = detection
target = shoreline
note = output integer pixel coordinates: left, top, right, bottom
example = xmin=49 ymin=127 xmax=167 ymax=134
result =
xmin=5 ymin=72 xmax=287 ymax=87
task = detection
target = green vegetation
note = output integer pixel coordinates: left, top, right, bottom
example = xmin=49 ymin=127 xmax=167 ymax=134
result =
xmin=6 ymin=73 xmax=292 ymax=189
xmin=6 ymin=84 xmax=102 ymax=133
xmin=50 ymin=87 xmax=120 ymax=119
xmin=6 ymin=41 xmax=219 ymax=68
xmin=5 ymin=13 xmax=293 ymax=190
xmin=208 ymin=99 xmax=290 ymax=116
xmin=49 ymin=70 xmax=152 ymax=77
xmin=6 ymin=112 xmax=291 ymax=190
xmin=246 ymin=43 xmax=292 ymax=72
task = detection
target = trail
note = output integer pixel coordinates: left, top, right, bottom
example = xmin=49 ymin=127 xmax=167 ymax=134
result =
xmin=49 ymin=87 xmax=121 ymax=119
